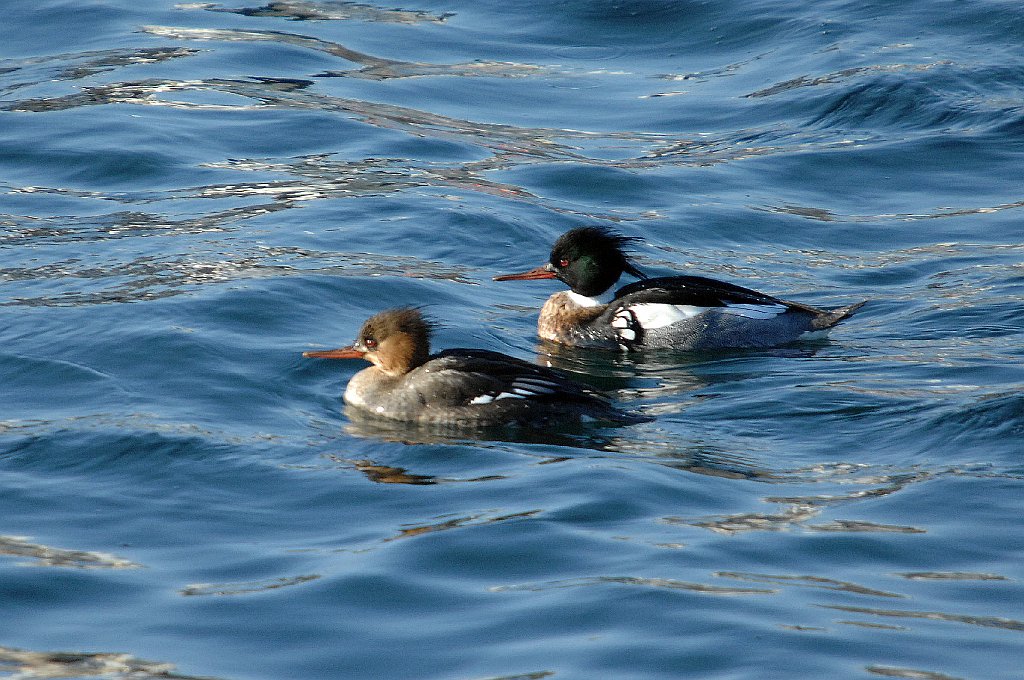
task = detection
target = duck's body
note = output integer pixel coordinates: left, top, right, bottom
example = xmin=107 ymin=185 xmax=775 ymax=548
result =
xmin=304 ymin=308 xmax=638 ymax=427
xmin=535 ymin=277 xmax=863 ymax=351
xmin=496 ymin=227 xmax=864 ymax=351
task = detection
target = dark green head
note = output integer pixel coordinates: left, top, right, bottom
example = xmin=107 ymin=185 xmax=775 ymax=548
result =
xmin=547 ymin=227 xmax=647 ymax=296
xmin=494 ymin=227 xmax=647 ymax=296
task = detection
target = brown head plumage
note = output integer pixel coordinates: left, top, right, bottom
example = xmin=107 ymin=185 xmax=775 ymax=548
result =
xmin=304 ymin=307 xmax=435 ymax=375
xmin=355 ymin=307 xmax=434 ymax=375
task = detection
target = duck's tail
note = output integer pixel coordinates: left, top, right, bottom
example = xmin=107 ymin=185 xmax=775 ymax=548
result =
xmin=811 ymin=300 xmax=867 ymax=330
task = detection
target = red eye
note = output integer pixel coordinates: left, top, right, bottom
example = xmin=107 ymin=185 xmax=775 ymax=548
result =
xmin=558 ymin=258 xmax=570 ymax=268
xmin=364 ymin=338 xmax=377 ymax=348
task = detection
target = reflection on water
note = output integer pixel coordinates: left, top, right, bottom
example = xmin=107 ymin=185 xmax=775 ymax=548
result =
xmin=822 ymin=604 xmax=1024 ymax=633
xmin=4 ymin=45 xmax=929 ymax=184
xmin=808 ymin=519 xmax=925 ymax=533
xmin=897 ymin=571 xmax=1009 ymax=581
xmin=190 ymin=154 xmax=540 ymax=206
xmin=338 ymin=395 xmax=796 ymax=484
xmin=745 ymin=61 xmax=953 ymax=99
xmin=668 ymin=465 xmax=938 ymax=534
xmin=0 ymin=644 xmax=218 ymax=680
xmin=341 ymin=458 xmax=438 ymax=485
xmin=385 ymin=510 xmax=540 ymax=542
xmin=0 ymin=47 xmax=198 ymax=93
xmin=0 ymin=535 xmax=141 ymax=569
xmin=180 ymin=574 xmax=321 ymax=596
xmin=9 ymin=22 xmax=1018 ymax=321
xmin=764 ymin=199 xmax=1024 ymax=223
xmin=838 ymin=621 xmax=907 ymax=631
xmin=183 ymin=1 xmax=454 ymax=24
xmin=325 ymin=454 xmax=506 ymax=485
xmin=142 ymin=25 xmax=540 ymax=80
xmin=717 ymin=572 xmax=904 ymax=598
xmin=3 ymin=70 xmax=686 ymax=183
xmin=490 ymin=575 xmax=776 ymax=596
xmin=865 ymin=666 xmax=964 ymax=680
xmin=341 ymin=405 xmax=641 ymax=449
xmin=340 ymin=405 xmax=789 ymax=486
xmin=1 ymin=236 xmax=474 ymax=307
xmin=469 ymin=672 xmax=553 ymax=680
xmin=673 ymin=505 xmax=822 ymax=535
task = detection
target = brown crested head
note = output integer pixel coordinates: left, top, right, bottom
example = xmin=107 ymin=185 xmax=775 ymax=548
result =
xmin=355 ymin=307 xmax=434 ymax=376
xmin=303 ymin=307 xmax=434 ymax=375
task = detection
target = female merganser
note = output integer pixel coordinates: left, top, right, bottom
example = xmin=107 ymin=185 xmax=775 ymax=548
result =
xmin=494 ymin=227 xmax=865 ymax=351
xmin=303 ymin=307 xmax=641 ymax=427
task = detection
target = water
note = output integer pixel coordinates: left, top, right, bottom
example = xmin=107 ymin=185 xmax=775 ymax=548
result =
xmin=2 ymin=1 xmax=1023 ymax=678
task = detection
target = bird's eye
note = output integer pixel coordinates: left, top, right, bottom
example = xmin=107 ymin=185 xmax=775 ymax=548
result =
xmin=364 ymin=338 xmax=378 ymax=348
xmin=558 ymin=258 xmax=570 ymax=268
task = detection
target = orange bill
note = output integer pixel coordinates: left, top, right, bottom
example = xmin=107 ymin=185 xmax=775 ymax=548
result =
xmin=303 ymin=346 xmax=364 ymax=359
xmin=493 ymin=264 xmax=557 ymax=281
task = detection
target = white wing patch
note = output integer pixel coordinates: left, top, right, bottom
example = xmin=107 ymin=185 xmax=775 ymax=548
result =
xmin=615 ymin=301 xmax=789 ymax=336
xmin=511 ymin=377 xmax=558 ymax=394
xmin=469 ymin=392 xmax=525 ymax=404
xmin=468 ymin=377 xmax=561 ymax=406
xmin=721 ymin=302 xmax=788 ymax=320
xmin=625 ymin=303 xmax=707 ymax=329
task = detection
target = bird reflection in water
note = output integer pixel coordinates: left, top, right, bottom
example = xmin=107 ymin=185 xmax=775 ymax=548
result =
xmin=324 ymin=453 xmax=506 ymax=486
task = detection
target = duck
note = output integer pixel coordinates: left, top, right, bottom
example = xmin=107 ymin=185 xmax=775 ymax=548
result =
xmin=494 ymin=226 xmax=865 ymax=351
xmin=303 ymin=307 xmax=641 ymax=427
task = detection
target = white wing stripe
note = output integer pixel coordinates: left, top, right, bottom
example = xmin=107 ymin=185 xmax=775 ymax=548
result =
xmin=470 ymin=379 xmax=560 ymax=405
xmin=722 ymin=302 xmax=788 ymax=320
xmin=513 ymin=377 xmax=559 ymax=388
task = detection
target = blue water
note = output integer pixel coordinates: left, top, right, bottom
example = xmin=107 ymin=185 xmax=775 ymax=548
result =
xmin=2 ymin=1 xmax=1023 ymax=678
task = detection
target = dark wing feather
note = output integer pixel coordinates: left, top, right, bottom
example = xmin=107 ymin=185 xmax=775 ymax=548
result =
xmin=425 ymin=349 xmax=609 ymax=406
xmin=613 ymin=275 xmax=789 ymax=308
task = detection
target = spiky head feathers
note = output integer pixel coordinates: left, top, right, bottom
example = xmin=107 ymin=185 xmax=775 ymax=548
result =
xmin=549 ymin=227 xmax=647 ymax=296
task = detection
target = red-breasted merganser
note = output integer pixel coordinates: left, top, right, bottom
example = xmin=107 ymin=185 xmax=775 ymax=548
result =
xmin=494 ymin=227 xmax=865 ymax=351
xmin=303 ymin=307 xmax=641 ymax=426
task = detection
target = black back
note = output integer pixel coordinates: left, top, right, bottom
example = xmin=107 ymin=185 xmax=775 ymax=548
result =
xmin=613 ymin=275 xmax=789 ymax=308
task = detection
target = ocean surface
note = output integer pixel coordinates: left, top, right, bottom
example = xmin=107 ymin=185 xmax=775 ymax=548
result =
xmin=2 ymin=1 xmax=1023 ymax=678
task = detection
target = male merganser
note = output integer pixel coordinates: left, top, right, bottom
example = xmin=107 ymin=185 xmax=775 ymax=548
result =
xmin=303 ymin=307 xmax=641 ymax=427
xmin=494 ymin=227 xmax=865 ymax=351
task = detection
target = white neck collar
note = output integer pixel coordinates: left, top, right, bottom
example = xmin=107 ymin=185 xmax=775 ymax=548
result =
xmin=566 ymin=290 xmax=611 ymax=308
